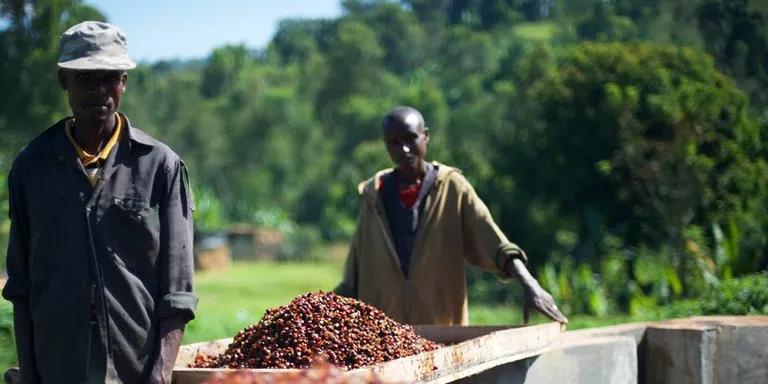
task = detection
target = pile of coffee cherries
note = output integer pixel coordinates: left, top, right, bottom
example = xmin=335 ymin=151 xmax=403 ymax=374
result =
xmin=193 ymin=292 xmax=441 ymax=369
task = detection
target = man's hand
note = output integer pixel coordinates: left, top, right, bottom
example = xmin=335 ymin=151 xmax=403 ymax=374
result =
xmin=504 ymin=258 xmax=568 ymax=324
xmin=522 ymin=280 xmax=568 ymax=324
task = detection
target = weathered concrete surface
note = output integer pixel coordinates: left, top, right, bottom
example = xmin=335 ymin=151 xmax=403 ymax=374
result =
xmin=456 ymin=335 xmax=637 ymax=384
xmin=644 ymin=316 xmax=768 ymax=384
xmin=645 ymin=323 xmax=717 ymax=384
xmin=567 ymin=322 xmax=649 ymax=345
xmin=456 ymin=316 xmax=768 ymax=384
xmin=567 ymin=322 xmax=651 ymax=383
xmin=710 ymin=318 xmax=768 ymax=383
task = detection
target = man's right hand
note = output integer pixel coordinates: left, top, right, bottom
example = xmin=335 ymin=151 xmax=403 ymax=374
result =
xmin=522 ymin=280 xmax=569 ymax=324
xmin=505 ymin=258 xmax=568 ymax=324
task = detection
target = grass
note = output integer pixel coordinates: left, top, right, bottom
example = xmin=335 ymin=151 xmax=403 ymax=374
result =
xmin=512 ymin=22 xmax=558 ymax=41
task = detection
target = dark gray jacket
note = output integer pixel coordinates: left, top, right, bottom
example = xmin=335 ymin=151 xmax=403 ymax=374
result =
xmin=2 ymin=114 xmax=197 ymax=383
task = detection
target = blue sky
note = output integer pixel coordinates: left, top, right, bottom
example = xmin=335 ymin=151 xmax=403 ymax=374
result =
xmin=86 ymin=1 xmax=342 ymax=63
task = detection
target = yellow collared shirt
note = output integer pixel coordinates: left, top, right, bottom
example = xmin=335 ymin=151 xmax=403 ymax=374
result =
xmin=65 ymin=113 xmax=123 ymax=186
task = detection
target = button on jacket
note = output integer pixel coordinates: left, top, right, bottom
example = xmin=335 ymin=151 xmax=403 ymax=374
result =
xmin=3 ymin=114 xmax=197 ymax=383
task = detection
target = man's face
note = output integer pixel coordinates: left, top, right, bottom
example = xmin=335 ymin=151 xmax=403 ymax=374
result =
xmin=58 ymin=69 xmax=127 ymax=123
xmin=383 ymin=120 xmax=429 ymax=170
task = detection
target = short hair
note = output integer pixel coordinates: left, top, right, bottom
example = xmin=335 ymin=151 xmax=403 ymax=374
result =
xmin=382 ymin=106 xmax=425 ymax=131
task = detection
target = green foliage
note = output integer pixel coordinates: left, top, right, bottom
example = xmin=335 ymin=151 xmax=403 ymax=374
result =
xmin=576 ymin=2 xmax=637 ymax=41
xmin=702 ymin=272 xmax=768 ymax=315
xmin=500 ymin=41 xmax=766 ymax=295
xmin=0 ymin=300 xmax=15 ymax=370
xmin=573 ymin=0 xmax=768 ymax=118
xmin=697 ymin=0 xmax=768 ymax=109
xmin=537 ymin=260 xmax=610 ymax=316
xmin=201 ymin=45 xmax=251 ymax=98
xmin=193 ymin=186 xmax=226 ymax=232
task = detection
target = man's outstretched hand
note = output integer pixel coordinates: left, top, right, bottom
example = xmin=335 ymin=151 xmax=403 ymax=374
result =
xmin=522 ymin=281 xmax=568 ymax=324
xmin=504 ymin=257 xmax=568 ymax=324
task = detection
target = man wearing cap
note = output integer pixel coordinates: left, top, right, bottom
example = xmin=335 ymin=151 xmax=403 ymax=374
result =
xmin=2 ymin=21 xmax=196 ymax=383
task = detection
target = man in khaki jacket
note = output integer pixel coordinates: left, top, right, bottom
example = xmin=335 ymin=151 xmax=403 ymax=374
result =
xmin=335 ymin=106 xmax=567 ymax=326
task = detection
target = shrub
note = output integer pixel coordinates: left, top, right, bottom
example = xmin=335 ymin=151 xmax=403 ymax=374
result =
xmin=702 ymin=272 xmax=768 ymax=315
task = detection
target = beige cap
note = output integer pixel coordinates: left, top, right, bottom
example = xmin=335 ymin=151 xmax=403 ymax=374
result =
xmin=57 ymin=21 xmax=137 ymax=70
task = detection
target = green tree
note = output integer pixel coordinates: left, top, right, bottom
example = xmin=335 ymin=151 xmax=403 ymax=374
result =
xmin=576 ymin=2 xmax=637 ymax=42
xmin=441 ymin=0 xmax=548 ymax=28
xmin=356 ymin=2 xmax=428 ymax=75
xmin=316 ymin=19 xmax=387 ymax=114
xmin=498 ymin=42 xmax=766 ymax=294
xmin=268 ymin=19 xmax=330 ymax=98
xmin=697 ymin=0 xmax=768 ymax=111
xmin=200 ymin=45 xmax=251 ymax=98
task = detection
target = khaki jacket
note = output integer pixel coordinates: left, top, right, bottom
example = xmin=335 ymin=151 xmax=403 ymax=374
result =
xmin=335 ymin=162 xmax=526 ymax=325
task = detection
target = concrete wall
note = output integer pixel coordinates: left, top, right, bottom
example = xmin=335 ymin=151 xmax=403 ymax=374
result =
xmin=458 ymin=316 xmax=768 ymax=384
xmin=645 ymin=324 xmax=717 ymax=384
xmin=456 ymin=335 xmax=637 ymax=384
xmin=645 ymin=317 xmax=768 ymax=384
xmin=711 ymin=318 xmax=768 ymax=383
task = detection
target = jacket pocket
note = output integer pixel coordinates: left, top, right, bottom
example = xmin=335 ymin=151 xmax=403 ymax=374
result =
xmin=103 ymin=196 xmax=160 ymax=272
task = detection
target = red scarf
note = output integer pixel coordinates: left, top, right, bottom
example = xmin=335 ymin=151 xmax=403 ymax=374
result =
xmin=399 ymin=181 xmax=421 ymax=208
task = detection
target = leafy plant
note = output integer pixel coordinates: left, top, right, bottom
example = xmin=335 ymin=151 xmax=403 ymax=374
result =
xmin=193 ymin=186 xmax=226 ymax=232
xmin=537 ymin=259 xmax=610 ymax=317
xmin=702 ymin=272 xmax=768 ymax=315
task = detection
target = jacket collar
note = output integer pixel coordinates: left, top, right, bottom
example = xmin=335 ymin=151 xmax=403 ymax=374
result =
xmin=360 ymin=161 xmax=458 ymax=202
xmin=51 ymin=118 xmax=79 ymax=168
xmin=50 ymin=112 xmax=155 ymax=159
xmin=120 ymin=113 xmax=157 ymax=149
